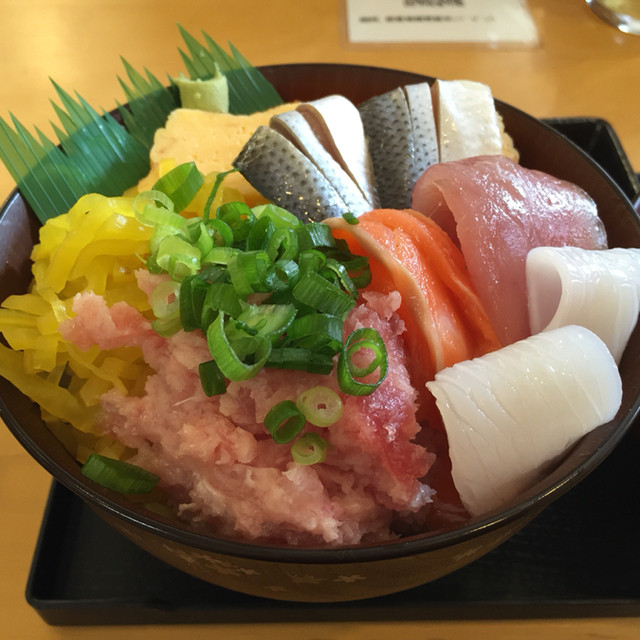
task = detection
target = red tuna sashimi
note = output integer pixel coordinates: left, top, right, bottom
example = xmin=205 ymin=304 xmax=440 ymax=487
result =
xmin=412 ymin=155 xmax=608 ymax=345
xmin=61 ymin=288 xmax=434 ymax=546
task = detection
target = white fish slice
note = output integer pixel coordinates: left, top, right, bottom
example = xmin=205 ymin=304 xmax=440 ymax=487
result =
xmin=296 ymin=95 xmax=379 ymax=208
xmin=426 ymin=325 xmax=622 ymax=517
xmin=432 ymin=79 xmax=504 ymax=163
xmin=402 ymin=83 xmax=439 ymax=176
xmin=358 ymin=86 xmax=417 ymax=209
xmin=270 ymin=109 xmax=371 ymax=215
xmin=358 ymin=83 xmax=439 ymax=209
xmin=527 ymin=246 xmax=640 ymax=363
xmin=232 ymin=125 xmax=350 ymax=222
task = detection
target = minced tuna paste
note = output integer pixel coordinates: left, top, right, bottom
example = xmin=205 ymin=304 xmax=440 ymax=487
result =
xmin=61 ymin=271 xmax=437 ymax=546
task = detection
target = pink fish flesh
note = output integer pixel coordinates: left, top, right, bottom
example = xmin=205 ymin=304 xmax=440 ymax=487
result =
xmin=60 ymin=276 xmax=436 ymax=546
xmin=412 ymin=155 xmax=608 ymax=345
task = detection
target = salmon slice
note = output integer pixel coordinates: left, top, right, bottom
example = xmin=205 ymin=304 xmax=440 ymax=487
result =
xmin=325 ymin=209 xmax=501 ymax=422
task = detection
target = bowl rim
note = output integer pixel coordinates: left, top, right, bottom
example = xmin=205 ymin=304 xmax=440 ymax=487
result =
xmin=1 ymin=61 xmax=640 ymax=565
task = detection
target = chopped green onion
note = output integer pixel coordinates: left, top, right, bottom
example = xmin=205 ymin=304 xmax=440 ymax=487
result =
xmin=179 ymin=275 xmax=210 ymax=331
xmin=145 ymin=253 xmax=163 ymax=274
xmin=338 ymin=254 xmax=371 ymax=289
xmin=150 ymin=279 xmax=179 ymax=319
xmin=155 ymin=234 xmax=201 ymax=280
xmin=168 ymin=253 xmax=200 ymax=281
xmin=284 ymin=313 xmax=343 ymax=355
xmin=139 ymin=189 xmax=175 ymax=212
xmin=202 ymin=245 xmax=240 ymax=265
xmin=136 ymin=203 xmax=184 ymax=234
xmin=152 ymin=161 xmax=204 ymax=211
xmin=267 ymin=227 xmax=299 ymax=262
xmin=321 ymin=258 xmax=358 ymax=299
xmin=201 ymin=282 xmax=245 ymax=330
xmin=186 ymin=220 xmax=214 ymax=257
xmin=284 ymin=333 xmax=340 ymax=356
xmin=151 ymin=312 xmax=182 ymax=337
xmin=253 ymin=203 xmax=303 ymax=229
xmin=227 ymin=250 xmax=271 ymax=297
xmin=266 ymin=347 xmax=335 ymax=374
xmin=197 ymin=264 xmax=230 ymax=284
xmin=266 ymin=287 xmax=312 ymax=314
xmin=292 ymin=271 xmax=356 ymax=319
xmin=296 ymin=386 xmax=343 ymax=427
xmin=216 ymin=201 xmax=255 ymax=242
xmin=135 ymin=181 xmax=384 ymax=398
xmin=286 ymin=313 xmax=342 ymax=342
xmin=202 ymin=168 xmax=238 ymax=221
xmin=246 ymin=215 xmax=275 ymax=251
xmin=265 ymin=259 xmax=300 ymax=291
xmin=296 ymin=222 xmax=336 ymax=252
xmin=264 ymin=400 xmax=306 ymax=444
xmin=342 ymin=211 xmax=359 ymax=225
xmin=337 ymin=328 xmax=388 ymax=396
xmin=199 ymin=360 xmax=227 ymax=396
xmin=297 ymin=249 xmax=327 ymax=273
xmin=206 ymin=218 xmax=234 ymax=247
xmin=291 ymin=433 xmax=328 ymax=465
xmin=81 ymin=454 xmax=159 ymax=494
xmin=235 ymin=303 xmax=297 ymax=341
xmin=133 ymin=189 xmax=176 ymax=222
xmin=206 ymin=312 xmax=271 ymax=381
xmin=148 ymin=223 xmax=183 ymax=254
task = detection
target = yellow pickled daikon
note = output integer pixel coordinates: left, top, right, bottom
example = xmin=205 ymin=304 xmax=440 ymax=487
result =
xmin=0 ymin=169 xmax=245 ymax=462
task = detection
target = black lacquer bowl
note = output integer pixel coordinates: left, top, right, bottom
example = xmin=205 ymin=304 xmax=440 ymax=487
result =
xmin=1 ymin=64 xmax=640 ymax=603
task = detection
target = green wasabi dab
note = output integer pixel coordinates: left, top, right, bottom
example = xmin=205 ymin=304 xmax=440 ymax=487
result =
xmin=174 ymin=63 xmax=229 ymax=113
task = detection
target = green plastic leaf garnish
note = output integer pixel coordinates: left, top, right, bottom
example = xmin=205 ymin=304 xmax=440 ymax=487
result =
xmin=0 ymin=26 xmax=284 ymax=224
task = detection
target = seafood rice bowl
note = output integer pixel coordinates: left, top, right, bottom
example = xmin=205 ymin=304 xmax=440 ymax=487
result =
xmin=0 ymin=59 xmax=639 ymax=602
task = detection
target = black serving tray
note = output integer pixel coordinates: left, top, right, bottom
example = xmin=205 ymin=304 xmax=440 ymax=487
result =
xmin=25 ymin=118 xmax=640 ymax=626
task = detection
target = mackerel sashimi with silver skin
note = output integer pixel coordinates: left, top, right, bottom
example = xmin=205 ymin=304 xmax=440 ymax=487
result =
xmin=270 ymin=109 xmax=372 ymax=214
xmin=232 ymin=80 xmax=517 ymax=221
xmin=403 ymin=83 xmax=439 ymax=180
xmin=358 ymin=82 xmax=440 ymax=209
xmin=295 ymin=95 xmax=378 ymax=208
xmin=358 ymin=86 xmax=419 ymax=209
xmin=233 ymin=95 xmax=379 ymax=222
xmin=232 ymin=125 xmax=350 ymax=222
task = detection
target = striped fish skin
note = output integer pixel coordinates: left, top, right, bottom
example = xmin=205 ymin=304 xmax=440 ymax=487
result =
xmin=232 ymin=126 xmax=350 ymax=223
xmin=403 ymin=83 xmax=439 ymax=180
xmin=358 ymin=87 xmax=416 ymax=209
xmin=271 ymin=110 xmax=371 ymax=215
xmin=296 ymin=96 xmax=379 ymax=209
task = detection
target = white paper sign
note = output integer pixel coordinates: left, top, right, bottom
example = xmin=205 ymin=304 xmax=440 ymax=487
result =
xmin=345 ymin=0 xmax=539 ymax=46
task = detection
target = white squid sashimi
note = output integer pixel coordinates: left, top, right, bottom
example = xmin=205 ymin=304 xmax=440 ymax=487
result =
xmin=426 ymin=325 xmax=622 ymax=518
xmin=527 ymin=246 xmax=640 ymax=363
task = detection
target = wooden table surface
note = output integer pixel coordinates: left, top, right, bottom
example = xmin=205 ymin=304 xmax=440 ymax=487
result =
xmin=1 ymin=1 xmax=639 ymax=638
